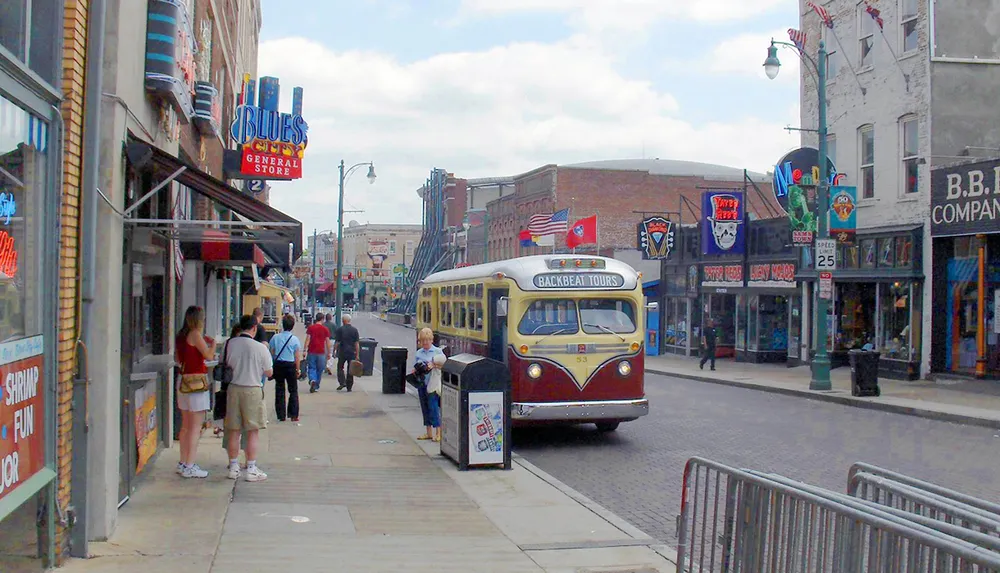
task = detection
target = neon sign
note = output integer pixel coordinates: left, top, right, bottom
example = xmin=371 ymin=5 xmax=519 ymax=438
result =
xmin=0 ymin=231 xmax=18 ymax=279
xmin=229 ymin=76 xmax=308 ymax=180
xmin=0 ymin=193 xmax=15 ymax=225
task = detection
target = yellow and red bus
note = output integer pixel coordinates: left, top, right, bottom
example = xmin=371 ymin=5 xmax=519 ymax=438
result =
xmin=416 ymin=255 xmax=648 ymax=432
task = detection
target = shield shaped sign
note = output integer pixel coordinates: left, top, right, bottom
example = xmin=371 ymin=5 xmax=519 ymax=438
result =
xmin=637 ymin=216 xmax=675 ymax=260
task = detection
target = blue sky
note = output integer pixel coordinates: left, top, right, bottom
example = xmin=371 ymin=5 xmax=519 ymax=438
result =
xmin=259 ymin=0 xmax=802 ymax=230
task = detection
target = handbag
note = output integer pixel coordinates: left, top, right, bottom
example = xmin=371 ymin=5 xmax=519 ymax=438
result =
xmin=212 ymin=338 xmax=233 ymax=384
xmin=179 ymin=373 xmax=209 ymax=394
xmin=349 ymin=359 xmax=364 ymax=377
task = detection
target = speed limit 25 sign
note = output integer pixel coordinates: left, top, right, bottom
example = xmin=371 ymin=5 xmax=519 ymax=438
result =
xmin=815 ymin=239 xmax=837 ymax=271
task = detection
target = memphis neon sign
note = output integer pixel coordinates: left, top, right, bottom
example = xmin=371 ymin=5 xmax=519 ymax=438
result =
xmin=774 ymin=162 xmax=847 ymax=198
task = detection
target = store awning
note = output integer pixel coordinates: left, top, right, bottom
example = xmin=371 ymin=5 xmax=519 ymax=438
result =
xmin=179 ymin=230 xmax=267 ymax=266
xmin=122 ymin=138 xmax=302 ymax=270
xmin=317 ymin=281 xmax=337 ymax=294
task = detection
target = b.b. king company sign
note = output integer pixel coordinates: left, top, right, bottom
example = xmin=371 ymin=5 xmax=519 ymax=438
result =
xmin=931 ymin=159 xmax=1000 ymax=237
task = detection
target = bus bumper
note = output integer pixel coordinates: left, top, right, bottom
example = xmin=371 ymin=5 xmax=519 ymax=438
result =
xmin=511 ymin=398 xmax=649 ymax=422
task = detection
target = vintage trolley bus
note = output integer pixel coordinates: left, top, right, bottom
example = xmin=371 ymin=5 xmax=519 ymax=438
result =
xmin=415 ymin=255 xmax=649 ymax=431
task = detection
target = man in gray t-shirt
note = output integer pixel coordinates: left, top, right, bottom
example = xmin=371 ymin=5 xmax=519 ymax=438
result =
xmin=224 ymin=315 xmax=273 ymax=482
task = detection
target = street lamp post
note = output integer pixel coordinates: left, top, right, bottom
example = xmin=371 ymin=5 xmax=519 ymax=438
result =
xmin=337 ymin=160 xmax=377 ymax=325
xmin=311 ymin=229 xmax=335 ymax=319
xmin=763 ymin=39 xmax=832 ymax=391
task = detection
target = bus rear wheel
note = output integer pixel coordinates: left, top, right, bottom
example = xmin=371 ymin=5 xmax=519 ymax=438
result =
xmin=595 ymin=422 xmax=620 ymax=432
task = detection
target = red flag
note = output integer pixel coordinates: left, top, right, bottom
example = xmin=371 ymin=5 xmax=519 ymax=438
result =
xmin=566 ymin=215 xmax=597 ymax=248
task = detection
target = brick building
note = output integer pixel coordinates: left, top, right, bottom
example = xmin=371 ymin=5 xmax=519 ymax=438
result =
xmin=486 ymin=159 xmax=778 ymax=262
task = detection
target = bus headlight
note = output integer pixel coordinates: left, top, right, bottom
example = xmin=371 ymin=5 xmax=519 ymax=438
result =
xmin=617 ymin=360 xmax=632 ymax=376
xmin=527 ymin=363 xmax=543 ymax=379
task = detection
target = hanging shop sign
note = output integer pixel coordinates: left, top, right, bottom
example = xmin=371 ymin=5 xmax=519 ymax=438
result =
xmin=829 ymin=185 xmax=857 ymax=243
xmin=930 ymin=158 xmax=1000 ymax=237
xmin=702 ymin=191 xmax=745 ymax=255
xmin=192 ymin=81 xmax=222 ymax=138
xmin=747 ymin=262 xmax=797 ymax=289
xmin=0 ymin=336 xmax=45 ymax=503
xmin=144 ymin=0 xmax=196 ymax=122
xmin=637 ymin=216 xmax=675 ymax=260
xmin=773 ymin=147 xmax=844 ymax=246
xmin=702 ymin=263 xmax=744 ymax=289
xmin=229 ymin=76 xmax=308 ymax=180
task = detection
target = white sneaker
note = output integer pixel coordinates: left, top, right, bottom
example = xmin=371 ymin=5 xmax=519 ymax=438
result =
xmin=244 ymin=466 xmax=268 ymax=482
xmin=181 ymin=464 xmax=208 ymax=479
xmin=227 ymin=464 xmax=241 ymax=480
xmin=176 ymin=462 xmax=184 ymax=474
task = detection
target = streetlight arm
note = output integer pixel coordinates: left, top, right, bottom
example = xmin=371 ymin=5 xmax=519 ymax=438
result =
xmin=771 ymin=40 xmax=821 ymax=77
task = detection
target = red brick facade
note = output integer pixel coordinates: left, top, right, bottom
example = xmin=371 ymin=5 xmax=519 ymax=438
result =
xmin=485 ymin=163 xmax=778 ymax=261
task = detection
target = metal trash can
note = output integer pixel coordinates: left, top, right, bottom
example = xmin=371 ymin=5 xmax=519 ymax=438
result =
xmin=380 ymin=346 xmax=408 ymax=394
xmin=359 ymin=338 xmax=378 ymax=376
xmin=439 ymin=353 xmax=512 ymax=471
xmin=849 ymin=349 xmax=881 ymax=397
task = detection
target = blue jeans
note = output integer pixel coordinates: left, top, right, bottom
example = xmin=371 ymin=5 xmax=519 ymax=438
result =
xmin=307 ymin=354 xmax=326 ymax=386
xmin=427 ymin=392 xmax=441 ymax=428
xmin=417 ymin=384 xmax=431 ymax=427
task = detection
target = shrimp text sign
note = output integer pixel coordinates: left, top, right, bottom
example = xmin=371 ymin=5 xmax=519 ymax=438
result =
xmin=0 ymin=336 xmax=45 ymax=501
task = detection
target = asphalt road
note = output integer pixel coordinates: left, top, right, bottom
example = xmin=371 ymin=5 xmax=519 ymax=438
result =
xmin=353 ymin=314 xmax=1000 ymax=545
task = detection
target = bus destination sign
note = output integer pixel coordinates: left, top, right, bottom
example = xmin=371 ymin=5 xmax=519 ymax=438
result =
xmin=533 ymin=272 xmax=625 ymax=289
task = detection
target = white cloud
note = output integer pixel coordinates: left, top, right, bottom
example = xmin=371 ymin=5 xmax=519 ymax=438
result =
xmin=259 ymin=36 xmax=797 ymax=231
xmin=666 ymin=30 xmax=803 ymax=85
xmin=457 ymin=0 xmax=795 ymax=31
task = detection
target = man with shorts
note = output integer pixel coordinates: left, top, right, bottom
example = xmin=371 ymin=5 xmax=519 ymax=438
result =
xmin=224 ymin=314 xmax=273 ymax=482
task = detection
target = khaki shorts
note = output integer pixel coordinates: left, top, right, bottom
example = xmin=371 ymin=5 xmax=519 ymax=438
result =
xmin=225 ymin=385 xmax=266 ymax=431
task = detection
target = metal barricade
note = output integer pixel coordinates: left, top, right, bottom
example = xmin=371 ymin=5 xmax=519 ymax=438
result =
xmin=849 ymin=462 xmax=1000 ymax=541
xmin=676 ymin=457 xmax=1000 ymax=573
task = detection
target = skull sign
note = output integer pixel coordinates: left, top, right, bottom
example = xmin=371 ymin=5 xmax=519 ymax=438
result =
xmin=707 ymin=194 xmax=743 ymax=251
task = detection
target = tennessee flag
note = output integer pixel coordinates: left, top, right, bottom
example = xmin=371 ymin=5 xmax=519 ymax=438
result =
xmin=519 ymin=229 xmax=535 ymax=247
xmin=566 ymin=215 xmax=598 ymax=248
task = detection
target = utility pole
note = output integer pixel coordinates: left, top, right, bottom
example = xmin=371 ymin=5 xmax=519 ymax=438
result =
xmin=311 ymin=228 xmax=317 ymax=318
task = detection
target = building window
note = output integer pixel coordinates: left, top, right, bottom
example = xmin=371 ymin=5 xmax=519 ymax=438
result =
xmin=859 ymin=125 xmax=875 ymax=199
xmin=823 ymin=27 xmax=839 ymax=79
xmin=900 ymin=0 xmax=919 ymax=53
xmin=859 ymin=3 xmax=876 ymax=68
xmin=826 ymin=134 xmax=837 ymax=167
xmin=900 ymin=116 xmax=918 ymax=194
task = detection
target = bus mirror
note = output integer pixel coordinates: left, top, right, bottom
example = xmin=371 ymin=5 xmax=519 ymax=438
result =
xmin=497 ymin=298 xmax=509 ymax=317
xmin=645 ymin=302 xmax=658 ymax=311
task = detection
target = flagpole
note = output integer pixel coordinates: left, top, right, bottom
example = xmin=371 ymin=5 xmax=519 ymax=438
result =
xmin=829 ymin=28 xmax=867 ymax=94
xmin=596 ymin=211 xmax=600 ymax=256
xmin=570 ymin=198 xmax=575 ymax=255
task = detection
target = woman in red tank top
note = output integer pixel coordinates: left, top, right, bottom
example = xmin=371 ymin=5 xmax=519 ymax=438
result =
xmin=175 ymin=306 xmax=215 ymax=478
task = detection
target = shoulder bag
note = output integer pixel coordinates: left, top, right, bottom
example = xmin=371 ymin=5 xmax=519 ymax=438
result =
xmin=267 ymin=333 xmax=294 ymax=380
xmin=212 ymin=338 xmax=234 ymax=384
xmin=178 ymin=336 xmax=210 ymax=394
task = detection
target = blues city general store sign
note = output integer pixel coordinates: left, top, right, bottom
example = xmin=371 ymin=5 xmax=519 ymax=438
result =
xmin=229 ymin=76 xmax=308 ymax=180
xmin=930 ymin=158 xmax=1000 ymax=237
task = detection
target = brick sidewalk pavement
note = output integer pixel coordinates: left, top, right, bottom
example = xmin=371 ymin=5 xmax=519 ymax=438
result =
xmin=59 ymin=354 xmax=676 ymax=572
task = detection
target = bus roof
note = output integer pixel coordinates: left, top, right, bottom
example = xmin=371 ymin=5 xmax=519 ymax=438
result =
xmin=420 ymin=255 xmax=640 ymax=292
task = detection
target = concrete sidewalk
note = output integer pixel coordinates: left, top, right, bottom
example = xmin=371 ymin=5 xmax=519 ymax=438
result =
xmin=61 ymin=373 xmax=676 ymax=572
xmin=646 ymin=353 xmax=1000 ymax=428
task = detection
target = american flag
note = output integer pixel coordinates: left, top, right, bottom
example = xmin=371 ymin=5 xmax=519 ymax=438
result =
xmin=787 ymin=28 xmax=807 ymax=51
xmin=527 ymin=208 xmax=569 ymax=235
xmin=806 ymin=1 xmax=834 ymax=28
xmin=865 ymin=2 xmax=884 ymax=30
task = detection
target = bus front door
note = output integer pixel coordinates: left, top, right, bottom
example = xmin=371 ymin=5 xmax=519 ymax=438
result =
xmin=488 ymin=289 xmax=509 ymax=363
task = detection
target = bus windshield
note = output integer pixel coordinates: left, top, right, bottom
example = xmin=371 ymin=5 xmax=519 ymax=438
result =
xmin=579 ymin=299 xmax=637 ymax=334
xmin=518 ymin=299 xmax=579 ymax=335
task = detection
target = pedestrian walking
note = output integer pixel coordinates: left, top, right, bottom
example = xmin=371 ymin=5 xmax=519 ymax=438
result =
xmin=174 ymin=306 xmax=215 ymax=478
xmin=269 ymin=314 xmax=302 ymax=422
xmin=224 ymin=314 xmax=273 ymax=482
xmin=333 ymin=314 xmax=361 ymax=392
xmin=414 ymin=328 xmax=446 ymax=442
xmin=323 ymin=312 xmax=337 ymax=339
xmin=304 ymin=314 xmax=332 ymax=392
xmin=699 ymin=319 xmax=717 ymax=371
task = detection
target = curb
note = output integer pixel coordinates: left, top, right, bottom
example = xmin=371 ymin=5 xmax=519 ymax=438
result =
xmin=647 ymin=368 xmax=1000 ymax=430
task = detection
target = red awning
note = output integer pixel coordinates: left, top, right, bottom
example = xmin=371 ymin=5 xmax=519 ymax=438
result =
xmin=317 ymin=281 xmax=337 ymax=293
xmin=180 ymin=230 xmax=266 ymax=266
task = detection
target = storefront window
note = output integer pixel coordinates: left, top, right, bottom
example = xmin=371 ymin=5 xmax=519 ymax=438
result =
xmin=758 ymin=295 xmax=789 ymax=351
xmin=663 ymin=298 xmax=687 ymax=348
xmin=736 ymin=294 xmax=748 ymax=350
xmin=0 ymin=94 xmax=45 ymax=342
xmin=746 ymin=295 xmax=758 ymax=351
xmin=841 ymin=243 xmax=859 ymax=269
xmin=836 ymin=283 xmax=875 ymax=351
xmin=788 ymin=296 xmax=801 ymax=359
xmin=878 ymin=237 xmax=895 ymax=267
xmin=707 ymin=294 xmax=736 ymax=348
xmin=860 ymin=239 xmax=876 ymax=268
xmin=879 ymin=282 xmax=911 ymax=359
xmin=895 ymin=236 xmax=913 ymax=268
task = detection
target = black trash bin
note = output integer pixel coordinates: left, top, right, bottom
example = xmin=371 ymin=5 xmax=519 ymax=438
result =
xmin=439 ymin=353 xmax=512 ymax=471
xmin=359 ymin=338 xmax=378 ymax=376
xmin=381 ymin=346 xmax=408 ymax=394
xmin=849 ymin=349 xmax=881 ymax=397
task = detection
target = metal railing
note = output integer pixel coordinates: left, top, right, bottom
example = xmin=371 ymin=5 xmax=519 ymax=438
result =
xmin=676 ymin=457 xmax=1000 ymax=572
